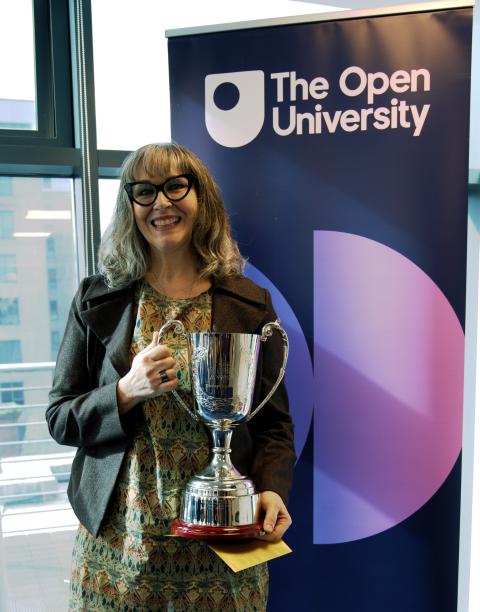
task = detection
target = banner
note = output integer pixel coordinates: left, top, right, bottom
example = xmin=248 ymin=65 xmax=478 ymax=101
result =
xmin=168 ymin=5 xmax=472 ymax=610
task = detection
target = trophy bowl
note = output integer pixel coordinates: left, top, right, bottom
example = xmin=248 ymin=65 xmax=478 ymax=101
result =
xmin=157 ymin=320 xmax=289 ymax=540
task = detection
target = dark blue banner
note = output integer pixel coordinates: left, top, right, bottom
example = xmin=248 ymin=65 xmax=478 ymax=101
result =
xmin=168 ymin=7 xmax=472 ymax=610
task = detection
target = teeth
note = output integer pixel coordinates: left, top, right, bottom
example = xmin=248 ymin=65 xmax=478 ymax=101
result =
xmin=152 ymin=217 xmax=179 ymax=227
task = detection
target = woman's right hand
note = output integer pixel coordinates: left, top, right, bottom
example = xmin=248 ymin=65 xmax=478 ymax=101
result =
xmin=116 ymin=331 xmax=178 ymax=414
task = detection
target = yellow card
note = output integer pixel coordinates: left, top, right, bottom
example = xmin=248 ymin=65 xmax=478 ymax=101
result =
xmin=208 ymin=539 xmax=292 ymax=573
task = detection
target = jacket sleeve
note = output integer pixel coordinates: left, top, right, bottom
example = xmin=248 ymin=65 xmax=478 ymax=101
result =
xmin=247 ymin=289 xmax=296 ymax=505
xmin=46 ymin=280 xmax=131 ymax=448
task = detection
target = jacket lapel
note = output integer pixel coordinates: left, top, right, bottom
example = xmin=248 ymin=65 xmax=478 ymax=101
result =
xmin=80 ymin=279 xmax=136 ymax=377
xmin=212 ymin=276 xmax=267 ymax=333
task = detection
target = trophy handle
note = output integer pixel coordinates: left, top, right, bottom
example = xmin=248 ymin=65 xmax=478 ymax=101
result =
xmin=157 ymin=319 xmax=199 ymax=422
xmin=247 ymin=320 xmax=289 ymax=421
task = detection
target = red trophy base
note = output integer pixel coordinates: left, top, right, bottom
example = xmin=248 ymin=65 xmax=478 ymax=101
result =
xmin=171 ymin=519 xmax=265 ymax=540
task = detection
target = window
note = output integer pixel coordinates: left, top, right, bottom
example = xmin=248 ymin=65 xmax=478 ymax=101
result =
xmin=0 ymin=177 xmax=13 ymax=196
xmin=0 ymin=340 xmax=22 ymax=364
xmin=0 ymin=381 xmax=25 ymax=406
xmin=47 ymin=267 xmax=57 ymax=290
xmin=99 ymin=178 xmax=120 ymax=234
xmin=0 ymin=100 xmax=35 ymax=131
xmin=0 ymin=254 xmax=17 ymax=282
xmin=49 ymin=299 xmax=58 ymax=321
xmin=0 ymin=210 xmax=14 ymax=238
xmin=0 ymin=177 xmax=76 ymax=359
xmin=46 ymin=235 xmax=56 ymax=259
xmin=50 ymin=330 xmax=61 ymax=359
xmin=0 ymin=298 xmax=20 ymax=325
xmin=0 ymin=176 xmax=77 ymax=608
xmin=0 ymin=1 xmax=36 ymax=130
xmin=0 ymin=0 xmax=73 ymax=147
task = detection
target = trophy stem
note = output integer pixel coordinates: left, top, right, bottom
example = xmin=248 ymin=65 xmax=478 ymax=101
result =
xmin=203 ymin=424 xmax=244 ymax=481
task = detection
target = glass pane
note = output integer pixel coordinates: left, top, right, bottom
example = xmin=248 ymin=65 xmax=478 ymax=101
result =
xmin=91 ymin=0 xmax=335 ymax=150
xmin=0 ymin=1 xmax=36 ymax=130
xmin=99 ymin=178 xmax=120 ymax=235
xmin=0 ymin=177 xmax=79 ymax=610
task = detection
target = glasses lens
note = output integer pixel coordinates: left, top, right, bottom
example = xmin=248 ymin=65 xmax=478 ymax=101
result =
xmin=163 ymin=176 xmax=190 ymax=201
xmin=131 ymin=183 xmax=157 ymax=205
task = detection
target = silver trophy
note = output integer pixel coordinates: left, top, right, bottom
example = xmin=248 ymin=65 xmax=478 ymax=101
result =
xmin=157 ymin=319 xmax=289 ymax=539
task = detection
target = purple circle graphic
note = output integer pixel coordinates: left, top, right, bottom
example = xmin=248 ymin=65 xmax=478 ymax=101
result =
xmin=245 ymin=263 xmax=313 ymax=459
xmin=314 ymin=231 xmax=464 ymax=543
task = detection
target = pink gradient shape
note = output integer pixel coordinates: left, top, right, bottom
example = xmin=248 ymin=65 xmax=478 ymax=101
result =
xmin=313 ymin=231 xmax=464 ymax=543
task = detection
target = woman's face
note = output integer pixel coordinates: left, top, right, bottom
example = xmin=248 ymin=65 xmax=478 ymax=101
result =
xmin=131 ymin=164 xmax=199 ymax=258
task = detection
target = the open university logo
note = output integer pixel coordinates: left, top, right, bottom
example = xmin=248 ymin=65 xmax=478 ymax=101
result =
xmin=205 ymin=71 xmax=265 ymax=147
xmin=205 ymin=67 xmax=432 ymax=144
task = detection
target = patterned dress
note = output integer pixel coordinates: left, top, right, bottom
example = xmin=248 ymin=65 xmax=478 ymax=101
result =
xmin=69 ymin=282 xmax=268 ymax=611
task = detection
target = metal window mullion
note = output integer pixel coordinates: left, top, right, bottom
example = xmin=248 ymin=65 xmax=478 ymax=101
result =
xmin=70 ymin=0 xmax=100 ymax=276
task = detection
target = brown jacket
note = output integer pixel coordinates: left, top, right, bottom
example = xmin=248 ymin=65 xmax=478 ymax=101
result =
xmin=47 ymin=274 xmax=295 ymax=536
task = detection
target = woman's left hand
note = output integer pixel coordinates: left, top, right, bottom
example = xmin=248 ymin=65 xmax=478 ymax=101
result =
xmin=257 ymin=491 xmax=292 ymax=541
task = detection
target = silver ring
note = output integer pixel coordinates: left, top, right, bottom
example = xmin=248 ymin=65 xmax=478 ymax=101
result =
xmin=159 ymin=371 xmax=169 ymax=384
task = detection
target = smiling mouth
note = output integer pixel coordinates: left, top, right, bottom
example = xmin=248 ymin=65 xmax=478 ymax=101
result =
xmin=151 ymin=217 xmax=181 ymax=228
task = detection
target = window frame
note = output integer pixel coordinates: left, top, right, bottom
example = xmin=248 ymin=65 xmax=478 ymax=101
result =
xmin=0 ymin=0 xmax=73 ymax=148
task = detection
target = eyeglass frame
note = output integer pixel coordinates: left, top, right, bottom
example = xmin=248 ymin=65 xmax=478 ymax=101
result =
xmin=124 ymin=173 xmax=196 ymax=207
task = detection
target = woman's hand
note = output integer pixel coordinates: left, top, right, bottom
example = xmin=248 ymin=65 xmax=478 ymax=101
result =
xmin=116 ymin=332 xmax=178 ymax=414
xmin=257 ymin=490 xmax=292 ymax=541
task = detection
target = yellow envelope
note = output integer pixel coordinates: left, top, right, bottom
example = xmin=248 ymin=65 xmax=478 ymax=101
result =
xmin=208 ymin=539 xmax=292 ymax=573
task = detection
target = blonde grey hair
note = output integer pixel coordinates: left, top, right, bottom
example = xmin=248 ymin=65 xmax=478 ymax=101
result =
xmin=98 ymin=143 xmax=246 ymax=288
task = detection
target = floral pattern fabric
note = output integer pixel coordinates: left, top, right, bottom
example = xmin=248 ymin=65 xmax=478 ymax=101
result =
xmin=69 ymin=282 xmax=268 ymax=611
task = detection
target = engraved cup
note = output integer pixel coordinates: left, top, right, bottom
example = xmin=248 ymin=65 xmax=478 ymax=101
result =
xmin=157 ymin=319 xmax=289 ymax=539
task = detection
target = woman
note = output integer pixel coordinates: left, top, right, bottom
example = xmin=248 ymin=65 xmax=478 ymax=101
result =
xmin=47 ymin=143 xmax=295 ymax=611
